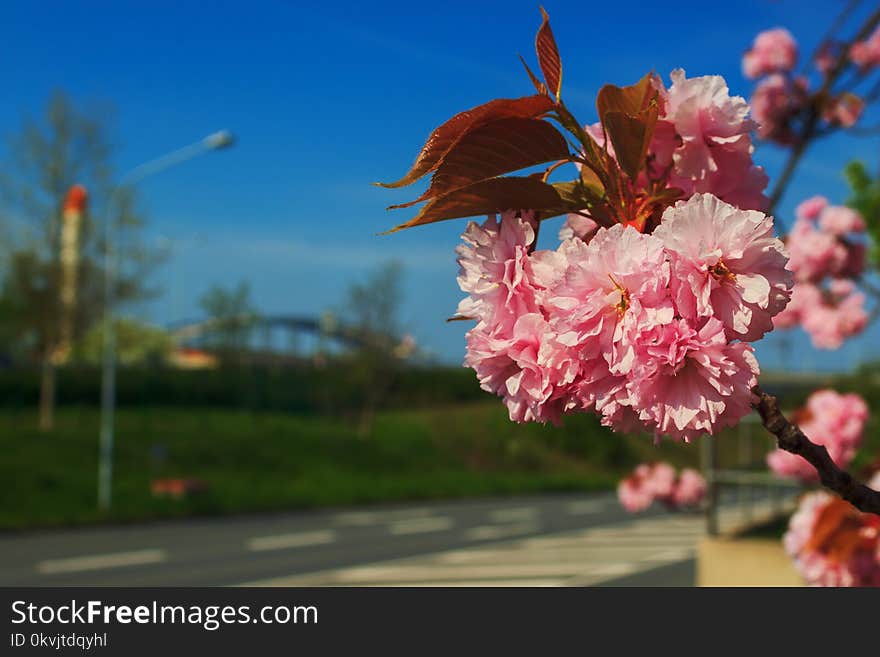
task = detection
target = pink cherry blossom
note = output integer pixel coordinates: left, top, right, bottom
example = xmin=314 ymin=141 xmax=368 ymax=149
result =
xmin=786 ymin=216 xmax=850 ymax=282
xmin=628 ymin=317 xmax=759 ymax=442
xmin=572 ymin=361 xmax=644 ymax=433
xmin=547 ymin=224 xmax=673 ymax=377
xmin=698 ymin=142 xmax=770 ymax=212
xmin=772 ymin=280 xmax=819 ymax=329
xmin=823 ymin=94 xmax=864 ymax=128
xmin=784 ymin=492 xmax=880 ymax=587
xmin=804 ymin=389 xmax=868 ymax=447
xmin=619 ymin=463 xmax=707 ymax=512
xmin=784 ymin=491 xmax=829 ymax=557
xmin=585 ymin=122 xmax=613 ymax=158
xmin=672 ymin=468 xmax=707 ymax=508
xmin=749 ymin=74 xmax=808 ymax=145
xmin=849 ymin=25 xmax=880 ymax=70
xmin=455 ymin=212 xmax=540 ymax=329
xmin=742 ymin=28 xmax=798 ymax=79
xmin=766 ymin=449 xmax=816 ymax=483
xmin=660 ymin=70 xmax=768 ymax=211
xmin=646 ymin=462 xmax=677 ymax=499
xmin=800 ymin=281 xmax=868 ymax=349
xmin=767 ymin=389 xmax=868 ymax=484
xmin=796 ymin=196 xmax=828 ymax=220
xmin=558 ymin=213 xmax=598 ymax=242
xmin=779 ymin=198 xmax=867 ymax=347
xmin=617 ymin=462 xmax=676 ymax=512
xmin=464 ymin=313 xmax=577 ymax=425
xmin=618 ymin=465 xmax=655 ymax=512
xmin=819 ymin=205 xmax=866 ymax=236
xmin=654 ymin=193 xmax=793 ymax=342
xmin=544 ymin=225 xmax=674 ymax=428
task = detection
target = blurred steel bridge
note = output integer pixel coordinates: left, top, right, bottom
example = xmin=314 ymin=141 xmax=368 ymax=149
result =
xmin=167 ymin=313 xmax=421 ymax=360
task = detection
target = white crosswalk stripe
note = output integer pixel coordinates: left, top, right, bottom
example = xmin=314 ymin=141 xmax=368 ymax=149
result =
xmin=389 ymin=517 xmax=454 ymax=535
xmin=247 ymin=530 xmax=336 ymax=552
xmin=37 ymin=549 xmax=166 ymax=575
xmin=239 ymin=496 xmax=795 ymax=587
xmin=239 ymin=514 xmax=701 ymax=587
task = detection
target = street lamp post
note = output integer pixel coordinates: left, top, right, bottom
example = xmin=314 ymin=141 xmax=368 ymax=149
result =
xmin=98 ymin=130 xmax=235 ymax=511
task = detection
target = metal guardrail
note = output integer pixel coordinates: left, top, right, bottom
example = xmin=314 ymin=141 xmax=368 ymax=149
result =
xmin=701 ymin=412 xmax=803 ymax=536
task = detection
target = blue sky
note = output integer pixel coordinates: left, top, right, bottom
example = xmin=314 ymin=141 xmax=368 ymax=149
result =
xmin=1 ymin=0 xmax=878 ymax=370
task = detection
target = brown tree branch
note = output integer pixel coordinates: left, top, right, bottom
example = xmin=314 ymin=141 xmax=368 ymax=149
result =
xmin=766 ymin=6 xmax=880 ymax=214
xmin=801 ymin=0 xmax=863 ymax=78
xmin=752 ymin=385 xmax=880 ymax=515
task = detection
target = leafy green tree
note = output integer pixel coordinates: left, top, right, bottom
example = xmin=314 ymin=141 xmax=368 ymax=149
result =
xmin=844 ymin=160 xmax=880 ymax=265
xmin=76 ymin=318 xmax=172 ymax=366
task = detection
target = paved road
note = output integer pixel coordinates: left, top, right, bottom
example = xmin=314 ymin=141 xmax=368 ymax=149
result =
xmin=1 ymin=491 xmax=785 ymax=587
xmin=241 ymin=510 xmax=703 ymax=587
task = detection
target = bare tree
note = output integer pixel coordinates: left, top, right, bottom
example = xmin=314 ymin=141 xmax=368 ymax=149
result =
xmin=340 ymin=260 xmax=407 ymax=435
xmin=0 ymin=90 xmax=161 ymax=430
xmin=343 ymin=260 xmax=403 ymax=351
xmin=198 ymin=279 xmax=258 ymax=361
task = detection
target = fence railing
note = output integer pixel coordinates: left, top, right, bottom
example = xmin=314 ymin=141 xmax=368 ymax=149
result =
xmin=701 ymin=412 xmax=803 ymax=536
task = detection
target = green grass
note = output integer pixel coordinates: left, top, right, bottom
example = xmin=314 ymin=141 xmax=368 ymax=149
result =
xmin=0 ymin=403 xmax=704 ymax=530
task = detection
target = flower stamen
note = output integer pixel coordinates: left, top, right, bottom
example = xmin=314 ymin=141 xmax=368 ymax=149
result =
xmin=709 ymin=259 xmax=736 ymax=283
xmin=608 ymin=274 xmax=631 ymax=316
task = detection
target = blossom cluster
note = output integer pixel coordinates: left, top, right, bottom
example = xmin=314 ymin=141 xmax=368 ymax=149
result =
xmin=459 ymin=192 xmax=792 ymax=440
xmin=784 ymin=473 xmax=880 ymax=586
xmin=617 ymin=462 xmax=707 ymax=512
xmin=455 ymin=71 xmax=792 ymax=440
xmin=767 ymin=389 xmax=869 ymax=483
xmin=743 ymin=28 xmax=867 ymax=144
xmin=773 ymin=196 xmax=869 ymax=349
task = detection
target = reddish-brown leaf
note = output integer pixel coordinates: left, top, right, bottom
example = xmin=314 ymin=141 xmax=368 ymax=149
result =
xmin=382 ymin=177 xmax=562 ymax=233
xmin=377 ymin=96 xmax=555 ymax=189
xmin=388 ymin=118 xmax=570 ymax=209
xmin=603 ymin=105 xmax=659 ymax=182
xmin=596 ymin=74 xmax=657 ymax=122
xmin=806 ymin=498 xmax=870 ymax=562
xmin=519 ymin=55 xmax=548 ymax=96
xmin=596 ymin=74 xmax=660 ymax=181
xmin=535 ymin=7 xmax=562 ymax=101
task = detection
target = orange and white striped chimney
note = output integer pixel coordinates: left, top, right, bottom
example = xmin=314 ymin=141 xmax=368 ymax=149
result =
xmin=55 ymin=184 xmax=88 ymax=364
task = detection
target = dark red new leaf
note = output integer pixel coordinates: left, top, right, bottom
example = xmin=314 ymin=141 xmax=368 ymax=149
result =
xmin=595 ymin=74 xmax=660 ymax=181
xmin=806 ymin=498 xmax=870 ymax=562
xmin=377 ymin=96 xmax=555 ymax=189
xmin=603 ymin=105 xmax=659 ymax=182
xmin=519 ymin=54 xmax=548 ymax=96
xmin=535 ymin=7 xmax=562 ymax=101
xmin=596 ymin=74 xmax=657 ymax=120
xmin=388 ymin=117 xmax=570 ymax=209
xmin=382 ymin=177 xmax=563 ymax=233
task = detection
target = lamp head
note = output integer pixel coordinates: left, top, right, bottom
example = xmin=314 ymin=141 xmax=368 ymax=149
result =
xmin=203 ymin=130 xmax=236 ymax=150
